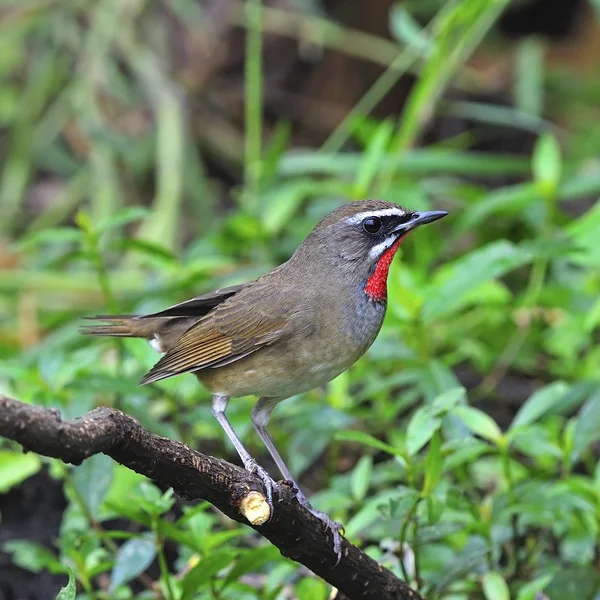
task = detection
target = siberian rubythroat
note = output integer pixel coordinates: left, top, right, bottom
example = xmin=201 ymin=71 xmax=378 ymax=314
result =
xmin=83 ymin=200 xmax=448 ymax=559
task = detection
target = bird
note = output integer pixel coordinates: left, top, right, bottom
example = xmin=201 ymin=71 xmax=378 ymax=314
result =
xmin=82 ymin=200 xmax=447 ymax=561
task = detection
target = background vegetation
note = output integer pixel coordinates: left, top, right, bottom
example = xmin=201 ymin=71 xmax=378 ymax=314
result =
xmin=1 ymin=0 xmax=600 ymax=598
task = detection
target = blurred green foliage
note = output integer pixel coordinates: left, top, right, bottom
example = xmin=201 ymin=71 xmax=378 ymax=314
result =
xmin=1 ymin=0 xmax=600 ymax=599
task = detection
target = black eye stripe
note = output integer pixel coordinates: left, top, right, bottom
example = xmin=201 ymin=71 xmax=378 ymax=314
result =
xmin=361 ymin=213 xmax=411 ymax=233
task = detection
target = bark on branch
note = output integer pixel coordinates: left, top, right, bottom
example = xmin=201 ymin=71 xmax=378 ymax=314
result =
xmin=0 ymin=395 xmax=422 ymax=600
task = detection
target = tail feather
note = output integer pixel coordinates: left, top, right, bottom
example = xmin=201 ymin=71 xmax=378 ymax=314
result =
xmin=80 ymin=315 xmax=142 ymax=338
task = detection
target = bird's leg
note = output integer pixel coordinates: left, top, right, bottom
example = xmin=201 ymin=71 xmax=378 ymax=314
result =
xmin=251 ymin=397 xmax=344 ymax=562
xmin=211 ymin=394 xmax=277 ymax=510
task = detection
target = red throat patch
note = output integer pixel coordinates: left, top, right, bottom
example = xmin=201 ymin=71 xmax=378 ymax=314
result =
xmin=364 ymin=234 xmax=408 ymax=302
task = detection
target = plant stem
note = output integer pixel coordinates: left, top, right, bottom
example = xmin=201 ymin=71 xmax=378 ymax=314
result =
xmin=244 ymin=0 xmax=263 ymax=212
xmin=152 ymin=518 xmax=177 ymax=600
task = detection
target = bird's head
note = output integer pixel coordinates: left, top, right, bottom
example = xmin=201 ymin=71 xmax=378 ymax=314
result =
xmin=292 ymin=200 xmax=448 ymax=302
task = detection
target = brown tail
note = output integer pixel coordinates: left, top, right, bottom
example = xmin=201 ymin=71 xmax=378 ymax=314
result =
xmin=80 ymin=315 xmax=145 ymax=338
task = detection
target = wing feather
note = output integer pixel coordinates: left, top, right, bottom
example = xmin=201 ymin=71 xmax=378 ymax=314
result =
xmin=139 ymin=293 xmax=290 ymax=385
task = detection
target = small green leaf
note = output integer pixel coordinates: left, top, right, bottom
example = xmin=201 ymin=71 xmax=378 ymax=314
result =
xmin=335 ymin=430 xmax=403 ymax=457
xmin=423 ymin=432 xmax=443 ymax=495
xmin=406 ymin=407 xmax=441 ymax=456
xmin=482 ymin=571 xmax=510 ymax=600
xmin=56 ymin=568 xmax=76 ymax=600
xmin=97 ymin=206 xmax=150 ymax=232
xmin=431 ymin=387 xmax=466 ymax=415
xmin=351 ymin=455 xmax=373 ymax=502
xmin=533 ymin=132 xmax=561 ymax=197
xmin=571 ymin=392 xmax=600 ymax=462
xmin=296 ymin=577 xmax=329 ymax=600
xmin=0 ymin=451 xmax=41 ymax=493
xmin=453 ymin=407 xmax=503 ymax=445
xmin=110 ymin=535 xmax=156 ymax=592
xmin=3 ymin=540 xmax=64 ymax=575
xmin=516 ymin=574 xmax=553 ymax=600
xmin=509 ymin=381 xmax=569 ymax=431
xmin=72 ymin=454 xmax=115 ymax=518
xmin=224 ymin=546 xmax=280 ymax=586
xmin=181 ymin=550 xmax=237 ymax=600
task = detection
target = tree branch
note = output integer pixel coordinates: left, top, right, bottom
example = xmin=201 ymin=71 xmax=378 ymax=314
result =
xmin=0 ymin=395 xmax=422 ymax=600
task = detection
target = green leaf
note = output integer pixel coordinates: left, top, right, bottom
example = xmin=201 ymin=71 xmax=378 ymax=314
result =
xmin=422 ymin=241 xmax=534 ymax=321
xmin=516 ymin=574 xmax=553 ymax=600
xmin=406 ymin=406 xmax=441 ymax=456
xmin=351 ymin=455 xmax=373 ymax=502
xmin=56 ymin=568 xmax=76 ymax=600
xmin=0 ymin=451 xmax=41 ymax=493
xmin=533 ymin=132 xmax=561 ymax=197
xmin=296 ymin=577 xmax=329 ymax=600
xmin=181 ymin=550 xmax=237 ymax=600
xmin=414 ymin=522 xmax=464 ymax=544
xmin=97 ymin=206 xmax=150 ymax=232
xmin=509 ymin=381 xmax=569 ymax=431
xmin=334 ymin=430 xmax=403 ymax=457
xmin=109 ymin=535 xmax=156 ymax=592
xmin=72 ymin=454 xmax=115 ymax=518
xmin=423 ymin=432 xmax=443 ymax=495
xmin=224 ymin=546 xmax=280 ymax=586
xmin=452 ymin=406 xmax=503 ymax=445
xmin=571 ymin=392 xmax=600 ymax=462
xmin=3 ymin=540 xmax=64 ymax=574
xmin=389 ymin=5 xmax=431 ymax=50
xmin=482 ymin=571 xmax=510 ymax=600
xmin=431 ymin=387 xmax=466 ymax=415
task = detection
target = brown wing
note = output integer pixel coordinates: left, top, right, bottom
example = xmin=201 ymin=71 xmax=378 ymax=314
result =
xmin=139 ymin=288 xmax=293 ymax=385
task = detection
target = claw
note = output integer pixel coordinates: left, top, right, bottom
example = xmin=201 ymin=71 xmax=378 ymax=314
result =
xmin=294 ymin=488 xmax=344 ymax=565
xmin=245 ymin=458 xmax=278 ymax=519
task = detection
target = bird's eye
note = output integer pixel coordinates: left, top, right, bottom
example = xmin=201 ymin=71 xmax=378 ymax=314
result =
xmin=362 ymin=217 xmax=382 ymax=234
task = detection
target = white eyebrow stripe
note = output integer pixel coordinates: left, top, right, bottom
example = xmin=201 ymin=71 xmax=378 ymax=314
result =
xmin=345 ymin=207 xmax=407 ymax=225
xmin=368 ymin=235 xmax=397 ymax=259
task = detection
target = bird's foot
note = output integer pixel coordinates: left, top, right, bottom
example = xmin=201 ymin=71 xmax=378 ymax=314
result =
xmin=244 ymin=458 xmax=278 ymax=517
xmin=293 ymin=487 xmax=344 ymax=564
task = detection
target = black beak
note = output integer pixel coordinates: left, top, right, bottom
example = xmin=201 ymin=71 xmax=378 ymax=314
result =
xmin=392 ymin=210 xmax=448 ymax=234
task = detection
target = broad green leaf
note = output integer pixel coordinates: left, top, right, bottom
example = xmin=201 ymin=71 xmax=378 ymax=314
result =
xmin=72 ymin=454 xmax=115 ymax=518
xmin=406 ymin=407 xmax=441 ymax=456
xmin=571 ymin=392 xmax=600 ymax=461
xmin=482 ymin=571 xmax=510 ymax=600
xmin=422 ymin=241 xmax=534 ymax=321
xmin=335 ymin=430 xmax=403 ymax=457
xmin=453 ymin=406 xmax=503 ymax=445
xmin=0 ymin=451 xmax=41 ymax=493
xmin=351 ymin=455 xmax=373 ymax=502
xmin=509 ymin=381 xmax=569 ymax=431
xmin=516 ymin=574 xmax=553 ymax=600
xmin=56 ymin=568 xmax=76 ymax=600
xmin=109 ymin=535 xmax=156 ymax=592
xmin=181 ymin=550 xmax=237 ymax=600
